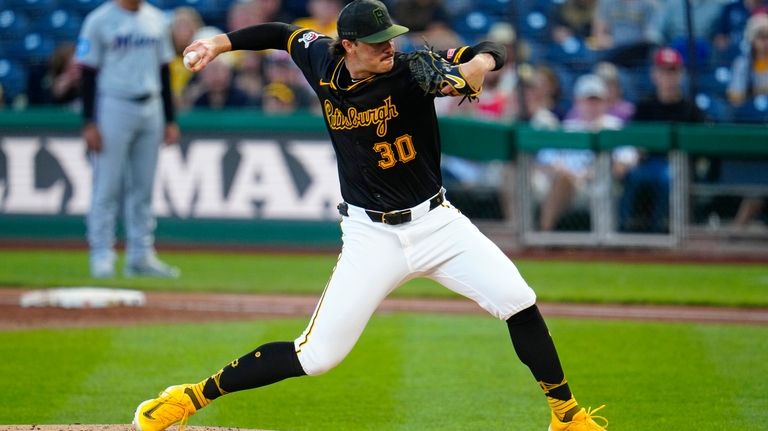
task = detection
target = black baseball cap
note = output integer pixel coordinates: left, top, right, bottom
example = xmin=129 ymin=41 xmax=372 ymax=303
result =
xmin=337 ymin=0 xmax=409 ymax=43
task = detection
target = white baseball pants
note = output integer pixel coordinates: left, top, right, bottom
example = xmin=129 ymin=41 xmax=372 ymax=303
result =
xmin=294 ymin=198 xmax=537 ymax=375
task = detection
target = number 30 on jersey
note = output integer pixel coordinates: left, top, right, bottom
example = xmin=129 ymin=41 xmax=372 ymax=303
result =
xmin=373 ymin=134 xmax=416 ymax=169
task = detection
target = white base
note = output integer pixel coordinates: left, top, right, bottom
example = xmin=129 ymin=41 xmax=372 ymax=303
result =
xmin=20 ymin=287 xmax=146 ymax=308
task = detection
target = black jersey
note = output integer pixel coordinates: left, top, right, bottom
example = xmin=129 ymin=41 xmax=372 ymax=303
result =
xmin=286 ymin=29 xmax=471 ymax=212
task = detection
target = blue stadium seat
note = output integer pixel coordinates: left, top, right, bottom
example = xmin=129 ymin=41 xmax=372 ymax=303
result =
xmin=58 ymin=0 xmax=106 ymax=15
xmin=165 ymin=0 xmax=227 ymax=27
xmin=36 ymin=9 xmax=84 ymax=42
xmin=475 ymin=0 xmax=514 ymax=18
xmin=0 ymin=58 xmax=28 ymax=102
xmin=452 ymin=11 xmax=495 ymax=43
xmin=5 ymin=0 xmax=59 ymax=16
xmin=695 ymin=93 xmax=732 ymax=122
xmin=698 ymin=66 xmax=730 ymax=99
xmin=545 ymin=38 xmax=597 ymax=74
xmin=517 ymin=9 xmax=549 ymax=42
xmin=5 ymin=32 xmax=56 ymax=64
xmin=731 ymin=95 xmax=768 ymax=123
xmin=0 ymin=9 xmax=30 ymax=39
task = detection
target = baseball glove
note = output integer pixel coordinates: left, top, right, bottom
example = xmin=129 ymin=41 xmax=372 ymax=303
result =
xmin=405 ymin=47 xmax=481 ymax=104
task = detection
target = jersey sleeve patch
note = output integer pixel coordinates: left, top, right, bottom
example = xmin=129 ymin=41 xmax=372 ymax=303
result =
xmin=288 ymin=29 xmax=321 ymax=54
xmin=298 ymin=31 xmax=321 ymax=48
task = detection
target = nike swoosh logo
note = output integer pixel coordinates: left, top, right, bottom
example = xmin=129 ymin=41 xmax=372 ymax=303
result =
xmin=142 ymin=402 xmax=162 ymax=420
xmin=443 ymin=74 xmax=466 ymax=89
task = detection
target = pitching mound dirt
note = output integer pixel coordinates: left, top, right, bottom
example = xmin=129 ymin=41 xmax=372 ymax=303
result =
xmin=0 ymin=426 xmax=269 ymax=431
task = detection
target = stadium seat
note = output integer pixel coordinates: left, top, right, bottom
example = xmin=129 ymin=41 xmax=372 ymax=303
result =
xmin=5 ymin=32 xmax=56 ymax=64
xmin=517 ymin=9 xmax=549 ymax=42
xmin=452 ymin=11 xmax=495 ymax=43
xmin=695 ymin=93 xmax=733 ymax=122
xmin=35 ymin=9 xmax=84 ymax=42
xmin=0 ymin=9 xmax=30 ymax=39
xmin=58 ymin=0 xmax=106 ymax=14
xmin=5 ymin=0 xmax=59 ymax=16
xmin=545 ymin=38 xmax=595 ymax=74
xmin=165 ymin=0 xmax=228 ymax=27
xmin=731 ymin=95 xmax=768 ymax=123
xmin=475 ymin=0 xmax=514 ymax=18
xmin=698 ymin=66 xmax=730 ymax=99
xmin=0 ymin=58 xmax=28 ymax=102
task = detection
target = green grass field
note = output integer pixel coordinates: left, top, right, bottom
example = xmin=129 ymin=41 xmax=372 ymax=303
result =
xmin=1 ymin=249 xmax=767 ymax=430
xmin=1 ymin=249 xmax=767 ymax=306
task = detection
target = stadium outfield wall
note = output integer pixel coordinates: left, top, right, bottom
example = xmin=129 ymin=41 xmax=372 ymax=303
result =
xmin=0 ymin=108 xmax=766 ymax=250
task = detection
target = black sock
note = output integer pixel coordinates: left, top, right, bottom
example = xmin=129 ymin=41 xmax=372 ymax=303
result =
xmin=506 ymin=305 xmax=573 ymax=402
xmin=202 ymin=341 xmax=306 ymax=400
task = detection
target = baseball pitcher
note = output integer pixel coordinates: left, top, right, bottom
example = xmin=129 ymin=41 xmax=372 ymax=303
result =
xmin=132 ymin=1 xmax=607 ymax=429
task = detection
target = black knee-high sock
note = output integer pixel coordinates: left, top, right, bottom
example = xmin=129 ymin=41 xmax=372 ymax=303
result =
xmin=507 ymin=304 xmax=579 ymax=419
xmin=201 ymin=341 xmax=306 ymax=400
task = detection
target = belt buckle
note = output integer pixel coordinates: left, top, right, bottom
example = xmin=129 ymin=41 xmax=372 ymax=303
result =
xmin=381 ymin=209 xmax=410 ymax=225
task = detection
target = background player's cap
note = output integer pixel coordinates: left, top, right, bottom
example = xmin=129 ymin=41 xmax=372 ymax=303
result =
xmin=337 ymin=0 xmax=409 ymax=43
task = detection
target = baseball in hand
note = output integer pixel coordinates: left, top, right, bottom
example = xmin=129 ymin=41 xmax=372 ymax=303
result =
xmin=183 ymin=51 xmax=200 ymax=70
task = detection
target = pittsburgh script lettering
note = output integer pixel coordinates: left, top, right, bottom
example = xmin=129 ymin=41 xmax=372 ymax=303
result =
xmin=324 ymin=97 xmax=399 ymax=137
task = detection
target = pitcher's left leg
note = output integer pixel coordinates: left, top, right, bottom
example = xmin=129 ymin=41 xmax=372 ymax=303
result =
xmin=425 ymin=212 xmax=606 ymax=430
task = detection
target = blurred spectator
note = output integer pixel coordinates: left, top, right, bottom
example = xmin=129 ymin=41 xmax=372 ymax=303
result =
xmin=227 ymin=0 xmax=294 ymax=32
xmin=648 ymin=0 xmax=723 ymax=47
xmin=623 ymin=47 xmax=706 ymax=232
xmin=563 ymin=73 xmax=624 ymax=130
xmin=727 ymin=13 xmax=768 ymax=105
xmin=488 ymin=22 xmax=519 ymax=96
xmin=565 ymin=61 xmax=635 ymax=121
xmin=169 ymin=7 xmax=204 ymax=108
xmin=734 ymin=197 xmax=766 ymax=227
xmin=550 ymin=0 xmax=598 ymax=45
xmin=293 ymin=0 xmax=343 ymax=37
xmin=262 ymin=82 xmax=299 ymax=113
xmin=594 ymin=61 xmax=635 ymax=119
xmin=447 ymin=22 xmax=518 ymax=121
xmin=262 ymin=50 xmax=315 ymax=110
xmin=534 ymin=74 xmax=626 ymax=231
xmin=232 ymin=50 xmax=265 ymax=104
xmin=714 ymin=0 xmax=768 ymax=51
xmin=538 ymin=65 xmax=566 ymax=119
xmin=391 ymin=0 xmax=463 ymax=50
xmin=592 ymin=0 xmax=658 ymax=50
xmin=46 ymin=42 xmax=81 ymax=107
xmin=189 ymin=58 xmax=253 ymax=109
xmin=519 ymin=66 xmax=561 ymax=129
xmin=634 ymin=47 xmax=706 ymax=121
xmin=227 ymin=1 xmax=260 ymax=31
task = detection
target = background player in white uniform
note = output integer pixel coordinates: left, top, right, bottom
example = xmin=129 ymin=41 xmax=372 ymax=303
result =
xmin=132 ymin=1 xmax=607 ymax=430
xmin=77 ymin=0 xmax=180 ymax=278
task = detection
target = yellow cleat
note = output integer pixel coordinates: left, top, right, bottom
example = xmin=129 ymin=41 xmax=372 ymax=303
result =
xmin=548 ymin=405 xmax=608 ymax=431
xmin=132 ymin=384 xmax=209 ymax=431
